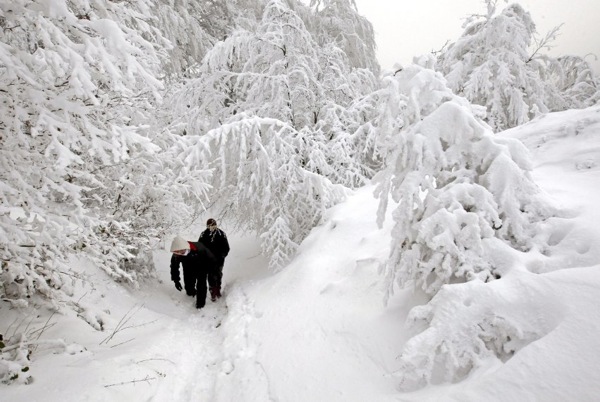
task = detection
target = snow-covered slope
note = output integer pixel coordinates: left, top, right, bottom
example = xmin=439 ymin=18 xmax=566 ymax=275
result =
xmin=504 ymin=106 xmax=600 ymax=271
xmin=436 ymin=105 xmax=600 ymax=401
xmin=212 ymin=186 xmax=414 ymax=401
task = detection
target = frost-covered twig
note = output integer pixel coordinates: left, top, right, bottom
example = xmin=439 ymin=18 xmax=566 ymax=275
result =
xmin=527 ymin=24 xmax=563 ymax=63
xmin=31 ymin=312 xmax=57 ymax=342
xmin=99 ymin=304 xmax=141 ymax=345
xmin=4 ymin=316 xmax=34 ymax=340
xmin=30 ymin=324 xmax=57 ymax=354
xmin=99 ymin=304 xmax=155 ymax=345
xmin=135 ymin=358 xmax=175 ymax=364
xmin=1 ymin=339 xmax=67 ymax=353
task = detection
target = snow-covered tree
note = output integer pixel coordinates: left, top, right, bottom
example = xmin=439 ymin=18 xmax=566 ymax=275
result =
xmin=373 ymin=63 xmax=557 ymax=391
xmin=302 ymin=42 xmax=380 ymax=186
xmin=350 ymin=71 xmax=419 ymax=173
xmin=0 ymin=0 xmax=215 ymax=307
xmin=177 ymin=0 xmax=379 ymax=133
xmin=178 ymin=116 xmax=347 ymax=269
xmin=375 ymin=64 xmax=554 ymax=298
xmin=544 ymin=55 xmax=600 ymax=108
xmin=154 ymin=0 xmax=232 ymax=79
xmin=309 ymin=0 xmax=379 ymax=73
xmin=167 ymin=0 xmax=380 ymax=267
xmin=174 ymin=0 xmax=323 ymax=130
xmin=435 ymin=2 xmax=560 ymax=130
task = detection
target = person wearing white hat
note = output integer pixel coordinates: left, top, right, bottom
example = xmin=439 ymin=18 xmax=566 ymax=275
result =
xmin=169 ymin=236 xmax=218 ymax=309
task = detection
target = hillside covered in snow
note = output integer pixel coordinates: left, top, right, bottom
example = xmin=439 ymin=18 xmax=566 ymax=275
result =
xmin=2 ymin=106 xmax=599 ymax=401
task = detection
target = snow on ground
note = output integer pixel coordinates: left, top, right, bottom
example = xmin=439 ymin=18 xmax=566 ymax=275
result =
xmin=506 ymin=106 xmax=600 ymax=271
xmin=2 ymin=106 xmax=600 ymax=401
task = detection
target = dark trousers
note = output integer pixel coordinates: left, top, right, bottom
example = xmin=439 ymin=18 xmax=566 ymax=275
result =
xmin=182 ymin=266 xmax=196 ymax=296
xmin=208 ymin=264 xmax=224 ymax=291
xmin=195 ymin=269 xmax=209 ymax=308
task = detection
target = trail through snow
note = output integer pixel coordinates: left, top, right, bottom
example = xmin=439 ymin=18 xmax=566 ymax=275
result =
xmin=151 ymin=302 xmax=227 ymax=401
xmin=145 ymin=234 xmax=270 ymax=402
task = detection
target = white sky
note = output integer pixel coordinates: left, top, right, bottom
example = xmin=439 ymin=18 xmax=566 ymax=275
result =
xmin=354 ymin=0 xmax=600 ymax=73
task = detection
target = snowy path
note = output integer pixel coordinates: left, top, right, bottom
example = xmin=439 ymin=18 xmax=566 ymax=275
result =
xmin=197 ymin=188 xmax=408 ymax=402
xmin=150 ymin=302 xmax=228 ymax=401
xmin=141 ymin=235 xmax=270 ymax=402
xmin=0 ymin=235 xmax=263 ymax=402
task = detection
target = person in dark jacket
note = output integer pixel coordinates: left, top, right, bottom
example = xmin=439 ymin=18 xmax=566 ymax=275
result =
xmin=170 ymin=236 xmax=218 ymax=309
xmin=198 ymin=218 xmax=230 ymax=301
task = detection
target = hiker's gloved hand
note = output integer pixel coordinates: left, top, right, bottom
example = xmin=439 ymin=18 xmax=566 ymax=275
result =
xmin=174 ymin=281 xmax=182 ymax=291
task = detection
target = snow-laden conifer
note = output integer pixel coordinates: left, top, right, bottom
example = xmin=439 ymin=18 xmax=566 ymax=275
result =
xmin=260 ymin=215 xmax=298 ymax=271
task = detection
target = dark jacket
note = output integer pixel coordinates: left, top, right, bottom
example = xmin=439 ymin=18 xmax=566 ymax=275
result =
xmin=170 ymin=241 xmax=218 ymax=283
xmin=198 ymin=228 xmax=230 ymax=265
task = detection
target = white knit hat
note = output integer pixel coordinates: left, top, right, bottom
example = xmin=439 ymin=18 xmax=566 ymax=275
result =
xmin=170 ymin=236 xmax=190 ymax=252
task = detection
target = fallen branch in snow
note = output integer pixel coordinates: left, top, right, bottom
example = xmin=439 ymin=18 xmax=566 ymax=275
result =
xmin=1 ymin=338 xmax=67 ymax=353
xmin=103 ymin=375 xmax=157 ymax=388
xmin=135 ymin=358 xmax=175 ymax=365
xmin=100 ymin=306 xmax=139 ymax=345
xmin=109 ymin=337 xmax=135 ymax=348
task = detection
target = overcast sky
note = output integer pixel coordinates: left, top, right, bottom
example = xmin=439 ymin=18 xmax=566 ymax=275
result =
xmin=353 ymin=0 xmax=600 ymax=73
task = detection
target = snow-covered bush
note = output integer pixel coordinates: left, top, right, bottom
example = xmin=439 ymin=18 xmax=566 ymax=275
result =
xmin=395 ymin=275 xmax=564 ymax=391
xmin=544 ymin=55 xmax=600 ymax=109
xmin=0 ymin=331 xmax=33 ymax=385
